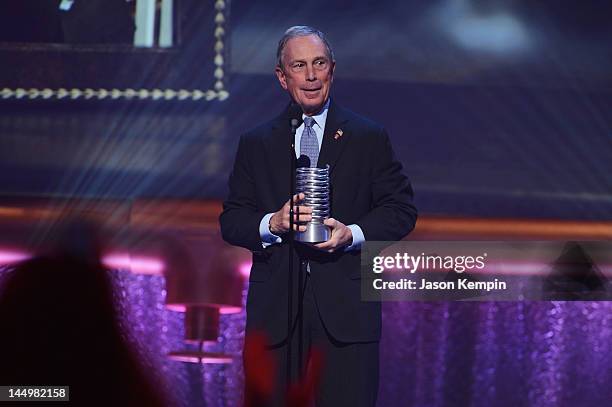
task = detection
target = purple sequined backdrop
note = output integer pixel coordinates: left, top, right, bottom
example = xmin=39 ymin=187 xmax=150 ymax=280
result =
xmin=1 ymin=267 xmax=610 ymax=406
xmin=112 ymin=272 xmax=611 ymax=407
xmin=379 ymin=302 xmax=612 ymax=407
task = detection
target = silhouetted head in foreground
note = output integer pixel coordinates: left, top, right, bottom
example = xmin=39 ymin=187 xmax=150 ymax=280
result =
xmin=0 ymin=253 xmax=168 ymax=406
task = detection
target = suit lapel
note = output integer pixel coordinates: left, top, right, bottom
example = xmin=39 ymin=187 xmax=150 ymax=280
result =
xmin=265 ymin=112 xmax=294 ymax=201
xmin=317 ymin=100 xmax=350 ymax=174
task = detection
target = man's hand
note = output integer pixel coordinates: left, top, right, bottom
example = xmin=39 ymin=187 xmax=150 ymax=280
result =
xmin=269 ymin=193 xmax=313 ymax=235
xmin=314 ymin=218 xmax=353 ymax=252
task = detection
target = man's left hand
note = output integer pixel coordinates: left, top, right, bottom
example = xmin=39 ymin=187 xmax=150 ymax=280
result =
xmin=313 ymin=218 xmax=353 ymax=252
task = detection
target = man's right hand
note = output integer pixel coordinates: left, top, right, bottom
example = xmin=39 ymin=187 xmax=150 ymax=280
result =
xmin=269 ymin=193 xmax=312 ymax=234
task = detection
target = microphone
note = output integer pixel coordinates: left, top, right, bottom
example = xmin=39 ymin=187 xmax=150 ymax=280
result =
xmin=296 ymin=154 xmax=311 ymax=168
xmin=288 ymin=102 xmax=303 ymax=131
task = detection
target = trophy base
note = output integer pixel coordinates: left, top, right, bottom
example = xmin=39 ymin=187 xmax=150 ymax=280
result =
xmin=295 ymin=223 xmax=331 ymax=243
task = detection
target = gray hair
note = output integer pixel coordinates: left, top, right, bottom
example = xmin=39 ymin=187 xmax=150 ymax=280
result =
xmin=276 ymin=26 xmax=335 ymax=68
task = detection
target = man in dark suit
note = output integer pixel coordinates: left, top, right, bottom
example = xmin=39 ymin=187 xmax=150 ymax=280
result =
xmin=220 ymin=26 xmax=417 ymax=406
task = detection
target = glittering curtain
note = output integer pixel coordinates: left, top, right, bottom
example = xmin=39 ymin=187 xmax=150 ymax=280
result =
xmin=2 ymin=265 xmax=610 ymax=407
xmin=111 ymin=274 xmax=612 ymax=407
xmin=379 ymin=301 xmax=612 ymax=407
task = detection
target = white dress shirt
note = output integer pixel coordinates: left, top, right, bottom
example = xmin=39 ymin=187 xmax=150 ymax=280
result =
xmin=259 ymin=99 xmax=365 ymax=250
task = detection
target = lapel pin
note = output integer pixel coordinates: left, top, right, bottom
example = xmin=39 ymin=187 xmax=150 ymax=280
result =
xmin=334 ymin=129 xmax=344 ymax=140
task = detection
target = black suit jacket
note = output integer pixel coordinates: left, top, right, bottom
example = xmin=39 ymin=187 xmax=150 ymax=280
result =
xmin=220 ymin=100 xmax=417 ymax=344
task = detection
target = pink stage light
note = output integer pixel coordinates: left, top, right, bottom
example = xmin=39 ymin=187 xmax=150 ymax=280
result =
xmin=102 ymin=253 xmax=165 ymax=275
xmin=219 ymin=306 xmax=242 ymax=314
xmin=167 ymin=352 xmax=233 ymax=364
xmin=0 ymin=249 xmax=31 ymax=265
xmin=239 ymin=261 xmax=252 ymax=278
xmin=165 ymin=304 xmax=242 ymax=314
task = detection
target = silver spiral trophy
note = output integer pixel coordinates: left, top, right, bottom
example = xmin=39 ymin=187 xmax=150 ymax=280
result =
xmin=295 ymin=165 xmax=331 ymax=243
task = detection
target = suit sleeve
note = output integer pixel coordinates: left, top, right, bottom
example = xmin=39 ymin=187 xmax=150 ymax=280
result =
xmin=219 ymin=135 xmax=269 ymax=252
xmin=356 ymin=127 xmax=418 ymax=242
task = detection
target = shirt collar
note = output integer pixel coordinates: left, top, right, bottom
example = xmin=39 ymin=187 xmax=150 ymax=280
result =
xmin=302 ymin=98 xmax=330 ymax=130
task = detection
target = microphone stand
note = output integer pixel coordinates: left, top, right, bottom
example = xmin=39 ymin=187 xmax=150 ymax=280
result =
xmin=287 ymin=116 xmax=300 ymax=390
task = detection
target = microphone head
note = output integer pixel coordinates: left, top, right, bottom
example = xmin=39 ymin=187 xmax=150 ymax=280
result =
xmin=288 ymin=102 xmax=303 ymax=128
xmin=296 ymin=154 xmax=311 ymax=168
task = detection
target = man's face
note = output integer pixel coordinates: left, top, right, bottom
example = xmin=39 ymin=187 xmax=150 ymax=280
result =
xmin=275 ymin=35 xmax=335 ymax=116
